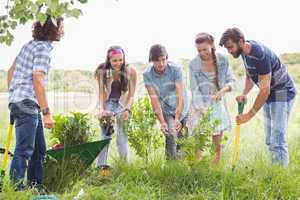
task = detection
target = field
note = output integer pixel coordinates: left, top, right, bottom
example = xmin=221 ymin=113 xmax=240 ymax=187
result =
xmin=0 ymin=56 xmax=299 ymax=199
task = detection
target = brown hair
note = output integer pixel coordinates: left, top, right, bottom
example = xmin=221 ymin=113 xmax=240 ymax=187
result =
xmin=148 ymin=44 xmax=168 ymax=62
xmin=195 ymin=32 xmax=220 ymax=90
xmin=95 ymin=46 xmax=128 ymax=92
xmin=32 ymin=15 xmax=63 ymax=41
xmin=219 ymin=27 xmax=245 ymax=47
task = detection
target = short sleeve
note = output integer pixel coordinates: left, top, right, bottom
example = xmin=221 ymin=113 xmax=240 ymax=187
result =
xmin=33 ymin=46 xmax=51 ymax=74
xmin=250 ymin=43 xmax=271 ymax=75
xmin=174 ymin=67 xmax=183 ymax=82
xmin=143 ymin=72 xmax=153 ymax=87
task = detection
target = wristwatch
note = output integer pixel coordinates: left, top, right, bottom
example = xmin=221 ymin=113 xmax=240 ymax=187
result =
xmin=41 ymin=107 xmax=50 ymax=116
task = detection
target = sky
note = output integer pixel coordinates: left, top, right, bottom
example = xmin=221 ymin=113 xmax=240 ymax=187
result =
xmin=0 ymin=0 xmax=300 ymax=70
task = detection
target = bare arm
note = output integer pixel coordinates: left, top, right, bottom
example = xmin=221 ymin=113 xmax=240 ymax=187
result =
xmin=175 ymin=80 xmax=184 ymax=120
xmin=236 ymin=73 xmax=255 ymax=103
xmin=96 ymin=69 xmax=107 ymax=111
xmin=7 ymin=59 xmax=16 ymax=88
xmin=243 ymin=73 xmax=254 ymax=96
xmin=33 ymin=71 xmax=49 ymax=109
xmin=146 ymin=86 xmax=165 ymax=124
xmin=248 ymin=73 xmax=271 ymax=117
xmin=220 ymin=85 xmax=232 ymax=94
xmin=124 ymin=67 xmax=137 ymax=110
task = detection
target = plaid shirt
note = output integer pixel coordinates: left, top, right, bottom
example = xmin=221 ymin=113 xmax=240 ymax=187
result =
xmin=9 ymin=40 xmax=53 ymax=104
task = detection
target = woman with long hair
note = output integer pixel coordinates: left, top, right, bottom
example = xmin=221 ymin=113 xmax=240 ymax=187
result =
xmin=95 ymin=46 xmax=137 ymax=168
xmin=188 ymin=33 xmax=235 ymax=165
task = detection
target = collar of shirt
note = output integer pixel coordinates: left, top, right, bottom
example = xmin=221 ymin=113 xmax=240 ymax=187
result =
xmin=45 ymin=41 xmax=53 ymax=51
xmin=152 ymin=63 xmax=170 ymax=77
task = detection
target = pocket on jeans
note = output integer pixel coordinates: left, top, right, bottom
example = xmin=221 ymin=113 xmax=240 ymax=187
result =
xmin=10 ymin=100 xmax=39 ymax=127
xmin=14 ymin=113 xmax=38 ymax=127
xmin=10 ymin=100 xmax=39 ymax=115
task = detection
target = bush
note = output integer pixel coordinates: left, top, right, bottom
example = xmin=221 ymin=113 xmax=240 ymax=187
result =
xmin=179 ymin=108 xmax=220 ymax=162
xmin=49 ymin=112 xmax=94 ymax=146
xmin=124 ymin=95 xmax=163 ymax=162
xmin=43 ymin=112 xmax=95 ymax=192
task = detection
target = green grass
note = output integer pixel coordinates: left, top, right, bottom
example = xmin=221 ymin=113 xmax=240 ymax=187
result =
xmin=1 ymin=101 xmax=300 ymax=200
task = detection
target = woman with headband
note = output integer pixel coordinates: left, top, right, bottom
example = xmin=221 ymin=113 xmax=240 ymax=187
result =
xmin=95 ymin=46 xmax=137 ymax=168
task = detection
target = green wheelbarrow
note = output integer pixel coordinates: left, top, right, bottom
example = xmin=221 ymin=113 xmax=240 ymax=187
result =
xmin=46 ymin=139 xmax=111 ymax=168
xmin=30 ymin=140 xmax=111 ymax=199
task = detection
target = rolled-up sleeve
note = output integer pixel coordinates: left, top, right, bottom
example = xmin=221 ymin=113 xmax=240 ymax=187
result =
xmin=33 ymin=46 xmax=51 ymax=74
xmin=224 ymin=57 xmax=236 ymax=91
xmin=189 ymin=62 xmax=203 ymax=110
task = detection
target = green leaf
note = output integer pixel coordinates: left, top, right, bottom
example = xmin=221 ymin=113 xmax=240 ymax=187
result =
xmin=0 ymin=36 xmax=5 ymax=43
xmin=47 ymin=0 xmax=59 ymax=12
xmin=3 ymin=23 xmax=9 ymax=28
xmin=31 ymin=3 xmax=39 ymax=14
xmin=0 ymin=15 xmax=8 ymax=21
xmin=19 ymin=17 xmax=27 ymax=25
xmin=9 ymin=21 xmax=18 ymax=30
xmin=78 ymin=0 xmax=88 ymax=3
xmin=68 ymin=8 xmax=82 ymax=18
xmin=36 ymin=13 xmax=47 ymax=25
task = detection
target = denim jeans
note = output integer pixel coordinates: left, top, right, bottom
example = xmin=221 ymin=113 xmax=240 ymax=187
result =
xmin=9 ymin=99 xmax=46 ymax=190
xmin=263 ymin=99 xmax=295 ymax=167
xmin=96 ymin=99 xmax=129 ymax=167
xmin=164 ymin=115 xmax=187 ymax=160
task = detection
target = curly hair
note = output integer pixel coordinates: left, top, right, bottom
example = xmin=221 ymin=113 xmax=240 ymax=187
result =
xmin=32 ymin=15 xmax=63 ymax=41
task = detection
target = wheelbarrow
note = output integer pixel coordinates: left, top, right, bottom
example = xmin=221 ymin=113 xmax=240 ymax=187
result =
xmin=46 ymin=139 xmax=110 ymax=169
xmin=0 ymin=113 xmax=111 ymax=192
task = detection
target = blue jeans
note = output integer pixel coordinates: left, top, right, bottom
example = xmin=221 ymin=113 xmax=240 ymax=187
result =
xmin=96 ymin=99 xmax=129 ymax=167
xmin=9 ymin=99 xmax=46 ymax=190
xmin=164 ymin=114 xmax=187 ymax=160
xmin=263 ymin=99 xmax=294 ymax=166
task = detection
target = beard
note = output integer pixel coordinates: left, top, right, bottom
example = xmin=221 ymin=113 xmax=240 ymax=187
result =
xmin=232 ymin=46 xmax=243 ymax=58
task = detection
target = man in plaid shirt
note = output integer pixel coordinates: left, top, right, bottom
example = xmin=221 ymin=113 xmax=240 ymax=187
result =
xmin=7 ymin=16 xmax=64 ymax=191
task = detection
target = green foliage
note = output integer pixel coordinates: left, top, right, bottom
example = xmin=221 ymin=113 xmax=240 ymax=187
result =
xmin=281 ymin=53 xmax=300 ymax=65
xmin=49 ymin=112 xmax=95 ymax=146
xmin=0 ymin=0 xmax=89 ymax=45
xmin=179 ymin=108 xmax=220 ymax=162
xmin=124 ymin=95 xmax=163 ymax=162
xmin=43 ymin=153 xmax=86 ymax=193
xmin=44 ymin=112 xmax=94 ymax=192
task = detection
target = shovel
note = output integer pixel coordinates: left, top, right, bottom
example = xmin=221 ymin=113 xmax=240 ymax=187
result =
xmin=232 ymin=101 xmax=245 ymax=168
